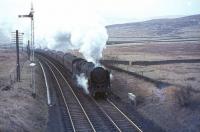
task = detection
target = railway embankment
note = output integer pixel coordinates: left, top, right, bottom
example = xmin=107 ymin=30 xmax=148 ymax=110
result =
xmin=0 ymin=50 xmax=48 ymax=131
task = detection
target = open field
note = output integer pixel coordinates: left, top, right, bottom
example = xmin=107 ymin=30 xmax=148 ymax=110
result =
xmin=0 ymin=49 xmax=47 ymax=131
xmin=103 ymin=42 xmax=200 ymax=89
xmin=103 ymin=42 xmax=200 ymax=132
xmin=104 ymin=42 xmax=200 ymax=61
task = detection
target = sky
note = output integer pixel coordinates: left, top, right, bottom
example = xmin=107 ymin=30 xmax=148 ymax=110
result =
xmin=0 ymin=0 xmax=200 ymax=42
xmin=0 ymin=0 xmax=200 ymax=24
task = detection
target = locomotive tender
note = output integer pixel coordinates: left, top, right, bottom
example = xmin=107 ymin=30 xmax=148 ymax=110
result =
xmin=37 ymin=50 xmax=111 ymax=98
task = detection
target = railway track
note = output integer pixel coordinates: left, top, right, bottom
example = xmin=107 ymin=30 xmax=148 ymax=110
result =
xmin=40 ymin=56 xmax=95 ymax=132
xmin=37 ymin=54 xmax=143 ymax=132
xmin=39 ymin=59 xmax=74 ymax=131
xmin=93 ymin=98 xmax=142 ymax=132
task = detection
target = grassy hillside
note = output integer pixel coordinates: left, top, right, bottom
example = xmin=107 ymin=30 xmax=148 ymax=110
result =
xmin=106 ymin=14 xmax=200 ymax=44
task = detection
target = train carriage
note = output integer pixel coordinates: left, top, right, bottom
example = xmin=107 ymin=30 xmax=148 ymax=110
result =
xmin=56 ymin=51 xmax=65 ymax=64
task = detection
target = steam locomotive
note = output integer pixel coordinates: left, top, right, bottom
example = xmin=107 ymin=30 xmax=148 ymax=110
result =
xmin=37 ymin=50 xmax=111 ymax=98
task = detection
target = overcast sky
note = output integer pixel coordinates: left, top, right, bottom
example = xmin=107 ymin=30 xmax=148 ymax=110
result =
xmin=0 ymin=0 xmax=200 ymax=42
xmin=1 ymin=0 xmax=200 ymax=24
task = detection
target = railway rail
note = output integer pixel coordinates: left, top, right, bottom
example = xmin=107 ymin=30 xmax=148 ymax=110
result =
xmin=37 ymin=54 xmax=143 ymax=132
xmin=39 ymin=55 xmax=95 ymax=132
xmin=93 ymin=98 xmax=142 ymax=132
xmin=39 ymin=58 xmax=74 ymax=131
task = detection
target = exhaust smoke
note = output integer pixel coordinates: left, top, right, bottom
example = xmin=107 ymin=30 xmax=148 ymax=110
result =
xmin=0 ymin=0 xmax=111 ymax=96
xmin=110 ymin=73 xmax=114 ymax=80
xmin=76 ymin=73 xmax=89 ymax=94
xmin=34 ymin=0 xmax=108 ymax=64
xmin=70 ymin=25 xmax=108 ymax=64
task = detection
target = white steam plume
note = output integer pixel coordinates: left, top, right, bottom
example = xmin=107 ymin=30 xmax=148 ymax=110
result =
xmin=34 ymin=0 xmax=108 ymax=63
xmin=110 ymin=73 xmax=114 ymax=80
xmin=0 ymin=0 xmax=108 ymax=63
xmin=76 ymin=73 xmax=89 ymax=94
xmin=70 ymin=25 xmax=108 ymax=63
xmin=2 ymin=0 xmax=106 ymax=62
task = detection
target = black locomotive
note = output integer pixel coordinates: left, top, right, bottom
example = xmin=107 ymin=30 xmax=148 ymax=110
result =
xmin=37 ymin=50 xmax=111 ymax=98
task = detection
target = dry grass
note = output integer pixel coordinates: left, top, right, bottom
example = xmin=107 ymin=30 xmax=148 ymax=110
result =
xmin=105 ymin=42 xmax=200 ymax=132
xmin=103 ymin=42 xmax=200 ymax=61
xmin=0 ymin=49 xmax=48 ymax=132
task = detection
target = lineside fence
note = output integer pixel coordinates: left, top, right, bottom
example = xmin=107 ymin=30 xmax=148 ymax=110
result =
xmin=101 ymin=59 xmax=200 ymax=66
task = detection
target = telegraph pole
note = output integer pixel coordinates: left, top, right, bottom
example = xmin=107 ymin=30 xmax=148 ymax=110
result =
xmin=11 ymin=30 xmax=24 ymax=82
xmin=16 ymin=30 xmax=20 ymax=81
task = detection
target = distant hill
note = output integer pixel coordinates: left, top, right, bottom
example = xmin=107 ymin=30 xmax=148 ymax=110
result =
xmin=106 ymin=14 xmax=200 ymax=44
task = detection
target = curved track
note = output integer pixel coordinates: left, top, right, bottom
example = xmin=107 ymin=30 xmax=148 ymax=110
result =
xmin=93 ymin=98 xmax=142 ymax=132
xmin=40 ymin=56 xmax=95 ymax=132
xmin=38 ymin=54 xmax=143 ymax=132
